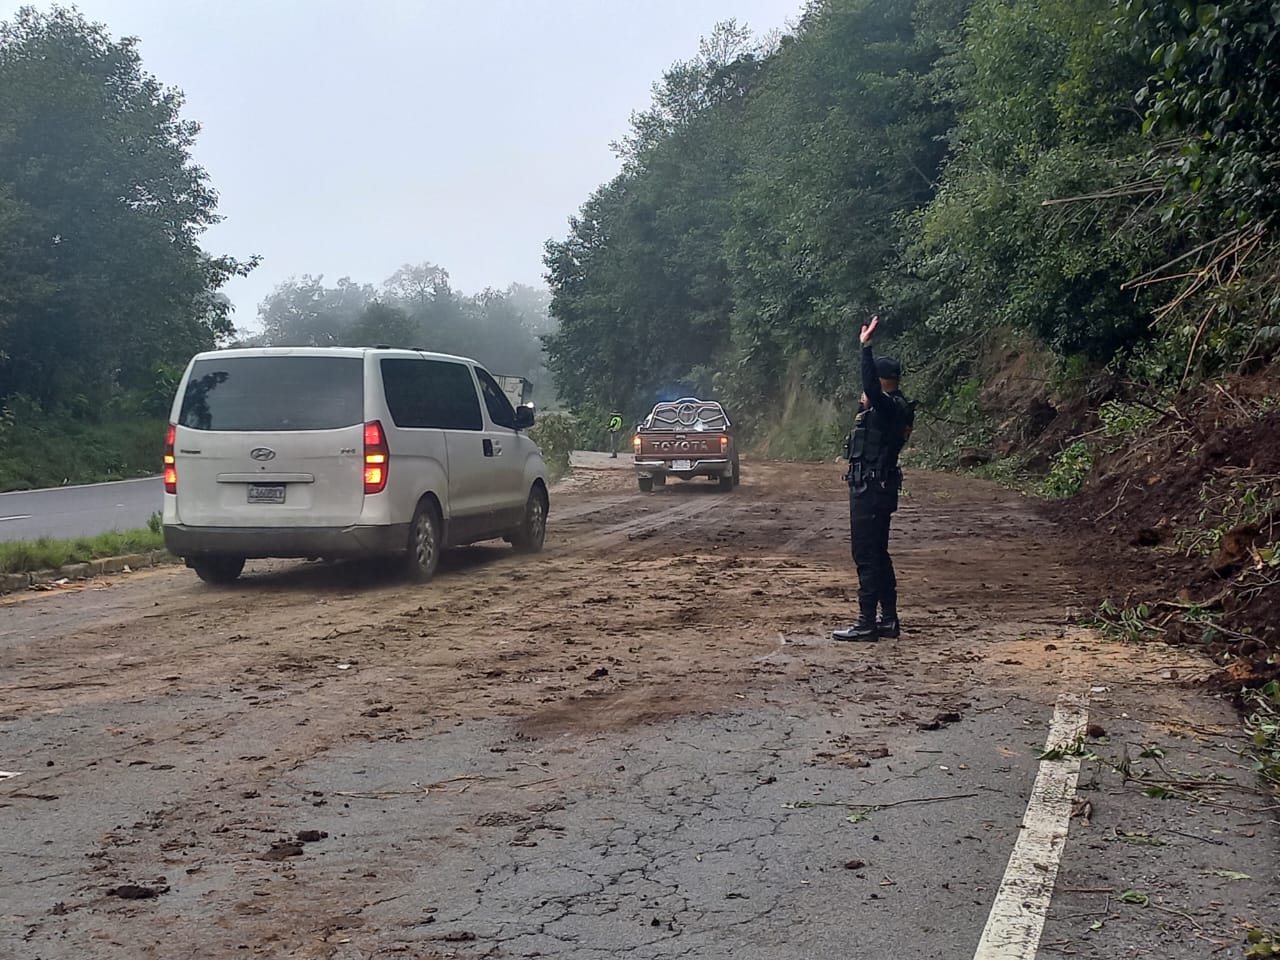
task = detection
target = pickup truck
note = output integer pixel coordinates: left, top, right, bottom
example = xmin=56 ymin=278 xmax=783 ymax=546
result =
xmin=632 ymin=398 xmax=740 ymax=493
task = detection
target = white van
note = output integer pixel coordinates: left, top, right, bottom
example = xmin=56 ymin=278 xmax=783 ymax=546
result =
xmin=162 ymin=347 xmax=549 ymax=584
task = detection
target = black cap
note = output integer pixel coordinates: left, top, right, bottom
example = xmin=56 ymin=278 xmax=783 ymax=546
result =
xmin=876 ymin=356 xmax=902 ymax=380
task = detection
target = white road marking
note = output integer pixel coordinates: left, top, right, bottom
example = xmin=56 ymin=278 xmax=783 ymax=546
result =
xmin=973 ymin=692 xmax=1089 ymax=960
xmin=0 ymin=475 xmax=161 ymax=497
xmin=0 ymin=770 xmax=23 ymax=781
xmin=0 ymin=515 xmax=33 ymax=522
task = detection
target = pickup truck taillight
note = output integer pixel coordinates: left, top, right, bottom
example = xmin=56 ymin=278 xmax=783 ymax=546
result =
xmin=163 ymin=423 xmax=177 ymax=494
xmin=364 ymin=420 xmax=389 ymax=494
xmin=632 ymin=434 xmax=642 ymax=454
xmin=720 ymin=435 xmax=729 ymax=453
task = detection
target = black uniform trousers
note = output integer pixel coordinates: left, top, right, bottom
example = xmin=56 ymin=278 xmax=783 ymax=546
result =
xmin=849 ymin=489 xmax=896 ymax=620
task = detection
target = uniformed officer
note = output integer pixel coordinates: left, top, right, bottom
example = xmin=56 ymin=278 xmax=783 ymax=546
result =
xmin=833 ymin=315 xmax=914 ymax=642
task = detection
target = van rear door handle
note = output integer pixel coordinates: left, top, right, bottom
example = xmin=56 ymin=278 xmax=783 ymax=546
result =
xmin=483 ymin=439 xmax=495 ymax=457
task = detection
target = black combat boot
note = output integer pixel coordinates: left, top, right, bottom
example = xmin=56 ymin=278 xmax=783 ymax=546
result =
xmin=876 ymin=613 xmax=901 ymax=639
xmin=833 ymin=615 xmax=878 ymax=642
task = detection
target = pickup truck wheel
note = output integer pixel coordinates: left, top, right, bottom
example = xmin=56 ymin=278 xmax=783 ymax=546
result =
xmin=718 ymin=473 xmax=734 ymax=492
xmin=403 ymin=501 xmax=441 ymax=582
xmin=191 ymin=556 xmax=245 ymax=585
xmin=511 ymin=487 xmax=548 ymax=554
xmin=638 ymin=477 xmax=654 ymax=493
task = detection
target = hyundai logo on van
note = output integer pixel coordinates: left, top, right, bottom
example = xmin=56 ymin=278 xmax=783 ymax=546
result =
xmin=249 ymin=447 xmax=277 ymax=462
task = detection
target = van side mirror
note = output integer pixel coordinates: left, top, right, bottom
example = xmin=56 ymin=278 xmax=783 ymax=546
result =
xmin=513 ymin=404 xmax=535 ymax=430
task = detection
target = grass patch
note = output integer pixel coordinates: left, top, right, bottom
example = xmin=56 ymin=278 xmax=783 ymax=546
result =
xmin=0 ymin=412 xmax=166 ymax=492
xmin=0 ymin=523 xmax=164 ymax=575
xmin=753 ymin=362 xmax=845 ymax=461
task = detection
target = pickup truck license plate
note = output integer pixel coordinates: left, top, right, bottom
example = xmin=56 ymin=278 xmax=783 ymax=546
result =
xmin=247 ymin=484 xmax=285 ymax=504
xmin=671 ymin=460 xmax=692 ymax=472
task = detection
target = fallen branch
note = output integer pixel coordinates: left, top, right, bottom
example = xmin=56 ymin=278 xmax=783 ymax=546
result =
xmin=1122 ymin=228 xmax=1246 ymax=291
xmin=1149 ymin=902 xmax=1203 ymax=930
xmin=1041 ymin=182 xmax=1162 ymax=206
xmin=1096 ymin=479 xmax=1133 ymax=521
xmin=1165 ymin=828 xmax=1226 ymax=846
xmin=785 ymin=792 xmax=978 ymax=812
xmin=1214 ymin=382 xmax=1253 ymax=420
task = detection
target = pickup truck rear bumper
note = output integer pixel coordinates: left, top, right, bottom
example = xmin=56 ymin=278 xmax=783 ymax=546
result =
xmin=636 ymin=458 xmax=732 ymax=478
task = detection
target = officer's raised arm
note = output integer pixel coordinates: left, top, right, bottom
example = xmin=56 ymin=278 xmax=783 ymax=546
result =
xmin=860 ymin=316 xmax=894 ymax=414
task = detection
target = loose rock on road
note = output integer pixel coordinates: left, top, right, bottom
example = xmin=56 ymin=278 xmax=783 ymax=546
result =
xmin=1 ymin=461 xmax=1275 ymax=959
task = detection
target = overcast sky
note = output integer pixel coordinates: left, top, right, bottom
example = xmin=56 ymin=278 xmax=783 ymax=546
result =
xmin=3 ymin=1 xmax=805 ymax=329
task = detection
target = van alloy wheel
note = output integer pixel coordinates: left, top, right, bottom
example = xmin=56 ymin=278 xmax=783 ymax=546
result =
xmin=404 ymin=502 xmax=441 ymax=582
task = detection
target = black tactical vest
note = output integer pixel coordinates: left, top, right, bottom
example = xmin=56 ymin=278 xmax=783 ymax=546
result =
xmin=845 ymin=393 xmax=914 ymax=495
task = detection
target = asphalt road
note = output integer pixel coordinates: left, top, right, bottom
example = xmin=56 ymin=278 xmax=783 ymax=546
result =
xmin=1 ymin=462 xmax=1274 ymax=959
xmin=0 ymin=476 xmax=164 ymax=542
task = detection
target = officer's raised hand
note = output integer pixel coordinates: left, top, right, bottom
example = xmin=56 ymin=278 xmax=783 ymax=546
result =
xmin=860 ymin=315 xmax=879 ymax=346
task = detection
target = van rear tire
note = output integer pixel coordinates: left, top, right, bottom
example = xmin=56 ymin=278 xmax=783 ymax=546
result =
xmin=403 ymin=501 xmax=441 ymax=582
xmin=191 ymin=556 xmax=245 ymax=585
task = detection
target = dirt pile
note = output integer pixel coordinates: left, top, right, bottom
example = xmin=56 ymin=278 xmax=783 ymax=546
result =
xmin=1049 ymin=373 xmax=1280 ymax=696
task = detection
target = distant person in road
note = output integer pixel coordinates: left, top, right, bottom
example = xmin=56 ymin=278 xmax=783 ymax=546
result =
xmin=833 ymin=315 xmax=914 ymax=642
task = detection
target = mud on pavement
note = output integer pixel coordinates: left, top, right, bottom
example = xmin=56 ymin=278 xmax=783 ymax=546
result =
xmin=2 ymin=462 xmax=1277 ymax=959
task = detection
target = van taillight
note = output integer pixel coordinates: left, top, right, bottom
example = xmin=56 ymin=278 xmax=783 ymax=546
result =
xmin=364 ymin=420 xmax=388 ymax=494
xmin=164 ymin=423 xmax=177 ymax=494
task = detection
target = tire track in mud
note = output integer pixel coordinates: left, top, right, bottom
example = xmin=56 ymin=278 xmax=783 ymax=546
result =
xmin=548 ymin=493 xmax=637 ymax=524
xmin=568 ymin=493 xmax=733 ymax=552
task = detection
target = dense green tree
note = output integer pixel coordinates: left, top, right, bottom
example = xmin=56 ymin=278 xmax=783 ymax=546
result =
xmin=254 ymin=267 xmax=555 ymax=390
xmin=257 ymin=275 xmax=375 ymax=346
xmin=0 ymin=5 xmax=254 ymax=409
xmin=545 ymin=21 xmax=766 ymax=417
xmin=907 ymin=0 xmax=1163 ymax=361
xmin=1119 ymin=0 xmax=1280 ymax=373
xmin=545 ymin=1 xmax=960 ymax=426
xmin=723 ymin=0 xmax=959 ymax=408
xmin=343 ymin=300 xmax=417 ymax=348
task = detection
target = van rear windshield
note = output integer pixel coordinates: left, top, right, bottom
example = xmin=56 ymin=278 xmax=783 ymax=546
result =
xmin=178 ymin=356 xmax=364 ymax=431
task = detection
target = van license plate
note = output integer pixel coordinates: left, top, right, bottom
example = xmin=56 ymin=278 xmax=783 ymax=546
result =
xmin=248 ymin=484 xmax=285 ymax=504
xmin=671 ymin=460 xmax=692 ymax=471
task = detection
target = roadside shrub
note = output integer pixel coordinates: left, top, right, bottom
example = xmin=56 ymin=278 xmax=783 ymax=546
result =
xmin=1245 ymin=681 xmax=1280 ymax=789
xmin=1098 ymin=400 xmax=1160 ymax=438
xmin=1040 ymin=440 xmax=1093 ymax=499
xmin=529 ymin=412 xmax=579 ymax=479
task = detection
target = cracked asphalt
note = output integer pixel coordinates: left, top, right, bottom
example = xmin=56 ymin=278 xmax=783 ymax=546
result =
xmin=1 ymin=461 xmax=1276 ymax=959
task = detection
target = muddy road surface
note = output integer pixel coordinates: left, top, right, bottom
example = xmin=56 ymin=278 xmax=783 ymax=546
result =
xmin=2 ymin=462 xmax=1276 ymax=959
